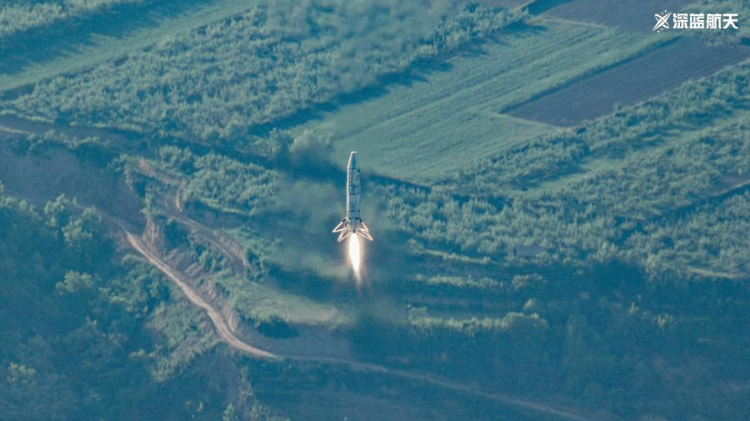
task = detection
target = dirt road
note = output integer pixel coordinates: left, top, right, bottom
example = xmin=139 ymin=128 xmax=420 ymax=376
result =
xmin=122 ymin=230 xmax=596 ymax=421
xmin=1 ymin=116 xmax=598 ymax=421
xmin=125 ymin=231 xmax=279 ymax=360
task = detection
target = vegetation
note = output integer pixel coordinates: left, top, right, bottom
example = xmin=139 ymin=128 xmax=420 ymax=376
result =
xmin=0 ymin=0 xmax=147 ymax=38
xmin=23 ymin=129 xmax=118 ymax=167
xmin=321 ymin=19 xmax=677 ymax=181
xmin=629 ymin=189 xmax=750 ymax=278
xmin=158 ymin=146 xmax=280 ymax=216
xmin=440 ymin=57 xmax=750 ymax=197
xmin=2 ymin=1 xmax=750 ymax=420
xmin=0 ymin=191 xmax=147 ymax=420
xmin=687 ymin=0 xmax=750 ymax=44
xmin=0 ymin=188 xmax=285 ymax=420
xmin=378 ymin=182 xmax=618 ymax=265
xmin=395 ymin=59 xmax=750 ymax=275
xmin=110 ymin=46 xmax=750 ymax=420
xmin=412 ymin=274 xmax=504 ymax=291
xmin=4 ymin=2 xmax=525 ymax=146
xmin=407 ymin=306 xmax=549 ymax=339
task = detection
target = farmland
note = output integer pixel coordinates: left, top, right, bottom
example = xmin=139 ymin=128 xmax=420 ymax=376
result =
xmin=0 ymin=0 xmax=260 ymax=89
xmin=1 ymin=1 xmax=750 ymax=421
xmin=0 ymin=0 xmax=148 ymax=38
xmin=424 ymin=56 xmax=750 ymax=276
xmin=544 ymin=0 xmax=750 ymax=42
xmin=2 ymin=2 xmax=519 ymax=143
xmin=542 ymin=0 xmax=696 ymax=31
xmin=324 ymin=19 xmax=677 ymax=181
xmin=506 ymin=37 xmax=750 ymax=126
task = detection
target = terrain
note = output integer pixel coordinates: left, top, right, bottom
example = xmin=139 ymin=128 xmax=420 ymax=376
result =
xmin=1 ymin=1 xmax=750 ymax=421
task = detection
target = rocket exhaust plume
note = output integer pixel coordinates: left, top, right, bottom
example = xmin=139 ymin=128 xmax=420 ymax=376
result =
xmin=333 ymin=151 xmax=372 ymax=273
xmin=348 ymin=234 xmax=361 ymax=273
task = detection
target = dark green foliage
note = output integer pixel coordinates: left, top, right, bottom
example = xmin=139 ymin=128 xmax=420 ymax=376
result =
xmin=687 ymin=0 xmax=750 ymax=45
xmin=24 ymin=130 xmax=117 ymax=167
xmin=628 ymin=190 xmax=750 ymax=277
xmin=159 ymin=145 xmax=197 ymax=175
xmin=442 ymin=59 xmax=750 ymax=203
xmin=43 ymin=194 xmax=75 ymax=229
xmin=27 ymin=129 xmax=105 ymax=151
xmin=0 ymin=193 xmax=127 ymax=421
xmin=0 ymin=191 xmax=283 ymax=421
xmin=62 ymin=207 xmax=112 ymax=270
xmin=408 ymin=307 xmax=549 ymax=339
xmin=164 ymin=218 xmax=190 ymax=249
xmin=160 ymin=146 xmax=279 ymax=215
xmin=55 ymin=271 xmax=95 ymax=294
xmin=5 ymin=2 xmax=525 ymax=148
xmin=378 ymin=182 xmax=617 ymax=264
xmin=415 ymin=2 xmax=528 ymax=57
xmin=0 ymin=0 xmax=146 ymax=39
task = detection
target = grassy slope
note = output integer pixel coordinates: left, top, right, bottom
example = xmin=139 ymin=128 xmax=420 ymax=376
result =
xmin=0 ymin=0 xmax=262 ymax=90
xmin=218 ymin=273 xmax=354 ymax=329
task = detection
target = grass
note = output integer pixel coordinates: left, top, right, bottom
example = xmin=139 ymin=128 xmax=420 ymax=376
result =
xmin=322 ymin=19 xmax=676 ymax=183
xmin=217 ymin=273 xmax=354 ymax=329
xmin=507 ymin=37 xmax=750 ymax=126
xmin=145 ymin=283 xmax=219 ymax=381
xmin=0 ymin=0 xmax=262 ymax=91
xmin=216 ymin=226 xmax=355 ymax=329
xmin=4 ymin=1 xmax=509 ymax=144
xmin=526 ymin=107 xmax=750 ymax=217
xmin=0 ymin=0 xmax=147 ymax=38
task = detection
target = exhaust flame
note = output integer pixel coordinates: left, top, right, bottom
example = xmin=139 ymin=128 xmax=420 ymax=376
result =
xmin=348 ymin=234 xmax=361 ymax=273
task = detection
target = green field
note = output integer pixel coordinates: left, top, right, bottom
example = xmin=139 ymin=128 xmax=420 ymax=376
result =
xmin=323 ymin=19 xmax=676 ymax=182
xmin=3 ymin=1 xmax=505 ymax=143
xmin=2 ymin=1 xmax=750 ymax=421
xmin=220 ymin=274 xmax=354 ymax=329
xmin=0 ymin=0 xmax=264 ymax=91
xmin=0 ymin=0 xmax=146 ymax=38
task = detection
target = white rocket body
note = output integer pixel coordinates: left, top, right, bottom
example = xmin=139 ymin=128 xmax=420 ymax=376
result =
xmin=333 ymin=151 xmax=373 ymax=242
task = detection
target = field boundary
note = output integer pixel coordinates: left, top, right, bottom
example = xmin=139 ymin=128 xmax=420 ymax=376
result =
xmin=501 ymin=34 xmax=680 ymax=117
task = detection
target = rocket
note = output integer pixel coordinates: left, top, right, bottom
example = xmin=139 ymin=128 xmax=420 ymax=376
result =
xmin=332 ymin=151 xmax=373 ymax=242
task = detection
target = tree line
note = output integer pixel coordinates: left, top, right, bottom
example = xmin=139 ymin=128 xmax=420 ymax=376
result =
xmin=4 ymin=2 xmax=527 ymax=147
xmin=0 ymin=0 xmax=146 ymax=38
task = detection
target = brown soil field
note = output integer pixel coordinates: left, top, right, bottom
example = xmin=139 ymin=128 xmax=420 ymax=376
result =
xmin=544 ymin=0 xmax=697 ymax=31
xmin=505 ymin=37 xmax=750 ymax=126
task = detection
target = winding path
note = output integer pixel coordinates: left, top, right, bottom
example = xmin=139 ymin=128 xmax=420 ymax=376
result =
xmin=122 ymin=230 xmax=596 ymax=421
xmin=125 ymin=231 xmax=279 ymax=360
xmin=2 ymin=117 xmax=597 ymax=421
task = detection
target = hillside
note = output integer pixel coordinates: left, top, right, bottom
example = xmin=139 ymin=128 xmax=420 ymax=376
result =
xmin=1 ymin=1 xmax=749 ymax=421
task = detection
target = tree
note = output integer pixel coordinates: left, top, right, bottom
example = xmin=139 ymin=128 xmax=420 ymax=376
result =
xmin=44 ymin=195 xmax=76 ymax=230
xmin=222 ymin=403 xmax=237 ymax=421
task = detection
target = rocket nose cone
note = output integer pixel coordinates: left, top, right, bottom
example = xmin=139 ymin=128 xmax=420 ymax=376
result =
xmin=348 ymin=151 xmax=358 ymax=169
